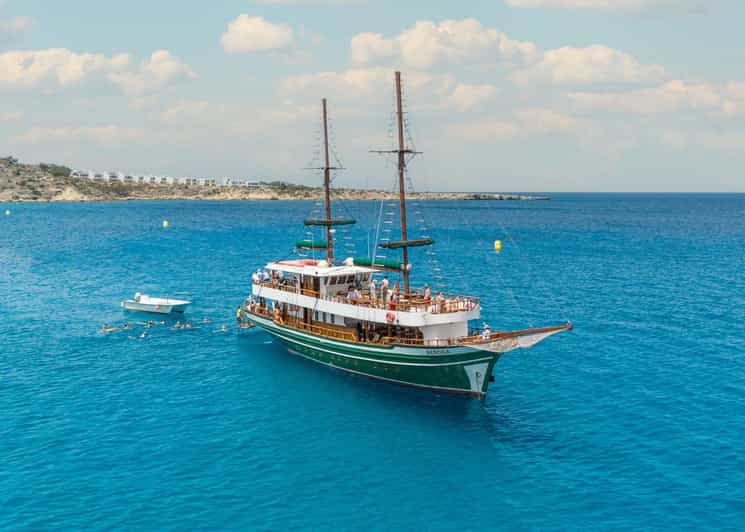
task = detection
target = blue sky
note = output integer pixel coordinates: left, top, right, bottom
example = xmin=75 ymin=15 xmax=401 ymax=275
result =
xmin=1 ymin=0 xmax=743 ymax=192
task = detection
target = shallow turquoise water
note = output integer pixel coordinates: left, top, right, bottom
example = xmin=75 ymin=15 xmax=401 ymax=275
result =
xmin=1 ymin=195 xmax=744 ymax=529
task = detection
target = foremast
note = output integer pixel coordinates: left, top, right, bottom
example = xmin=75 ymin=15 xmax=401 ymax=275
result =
xmin=298 ymin=98 xmax=355 ymax=260
xmin=322 ymin=98 xmax=333 ymax=262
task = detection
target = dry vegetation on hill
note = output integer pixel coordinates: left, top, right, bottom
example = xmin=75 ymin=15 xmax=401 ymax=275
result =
xmin=0 ymin=157 xmax=547 ymax=202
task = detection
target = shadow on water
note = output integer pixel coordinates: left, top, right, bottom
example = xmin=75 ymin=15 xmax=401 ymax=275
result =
xmin=235 ymin=329 xmax=553 ymax=446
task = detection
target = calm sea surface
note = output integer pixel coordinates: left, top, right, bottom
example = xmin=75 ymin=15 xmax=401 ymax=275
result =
xmin=1 ymin=195 xmax=744 ymax=530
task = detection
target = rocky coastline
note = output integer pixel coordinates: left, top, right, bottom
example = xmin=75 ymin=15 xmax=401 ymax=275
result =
xmin=0 ymin=159 xmax=549 ymax=203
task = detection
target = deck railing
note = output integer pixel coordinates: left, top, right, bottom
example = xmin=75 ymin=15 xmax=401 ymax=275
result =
xmin=252 ymin=280 xmax=479 ymax=315
xmin=244 ymin=303 xmax=567 ymax=348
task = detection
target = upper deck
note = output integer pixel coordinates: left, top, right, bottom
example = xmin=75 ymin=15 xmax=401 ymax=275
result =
xmin=251 ymin=259 xmax=481 ymax=332
xmin=265 ymin=259 xmax=378 ymax=278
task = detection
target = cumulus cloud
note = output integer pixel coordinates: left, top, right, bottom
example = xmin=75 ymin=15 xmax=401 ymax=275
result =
xmin=11 ymin=126 xmax=146 ymax=145
xmin=449 ymin=108 xmax=584 ymax=142
xmin=221 ymin=14 xmax=294 ymax=54
xmin=511 ymin=45 xmax=665 ymax=86
xmin=109 ymin=50 xmax=196 ymax=95
xmin=0 ymin=16 xmax=32 ymax=38
xmin=0 ymin=48 xmax=194 ymax=95
xmin=350 ymin=18 xmax=538 ymax=69
xmin=0 ymin=48 xmax=130 ymax=88
xmin=349 ymin=19 xmax=662 ymax=88
xmin=0 ymin=110 xmax=22 ymax=121
xmin=661 ymin=129 xmax=745 ymax=153
xmin=447 ymin=84 xmax=496 ymax=111
xmin=504 ymin=0 xmax=711 ymax=12
xmin=252 ymin=0 xmax=363 ymax=3
xmin=569 ymin=80 xmax=745 ymax=115
xmin=280 ymin=67 xmax=491 ymax=113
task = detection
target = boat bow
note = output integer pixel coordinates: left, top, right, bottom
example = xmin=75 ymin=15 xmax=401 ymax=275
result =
xmin=469 ymin=323 xmax=572 ymax=354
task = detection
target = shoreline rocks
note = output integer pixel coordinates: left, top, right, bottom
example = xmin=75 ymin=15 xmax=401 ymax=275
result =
xmin=0 ymin=160 xmax=549 ymax=203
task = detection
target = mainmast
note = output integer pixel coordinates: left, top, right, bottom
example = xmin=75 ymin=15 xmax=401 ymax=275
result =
xmin=322 ymin=98 xmax=333 ymax=262
xmin=370 ymin=71 xmax=431 ymax=295
xmin=394 ymin=72 xmax=410 ymax=293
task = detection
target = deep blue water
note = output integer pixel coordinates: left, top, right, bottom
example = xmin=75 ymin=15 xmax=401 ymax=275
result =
xmin=1 ymin=195 xmax=744 ymax=530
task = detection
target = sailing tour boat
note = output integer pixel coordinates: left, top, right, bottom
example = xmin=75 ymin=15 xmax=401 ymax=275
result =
xmin=243 ymin=72 xmax=571 ymax=398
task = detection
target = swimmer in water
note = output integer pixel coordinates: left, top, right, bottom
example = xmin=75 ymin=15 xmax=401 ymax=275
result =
xmin=123 ymin=322 xmax=131 ymax=330
xmin=147 ymin=320 xmax=154 ymax=328
xmin=139 ymin=331 xmax=147 ymax=339
xmin=100 ymin=324 xmax=121 ymax=334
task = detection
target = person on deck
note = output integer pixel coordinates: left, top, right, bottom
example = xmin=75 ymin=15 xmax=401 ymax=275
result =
xmin=381 ymin=276 xmax=390 ymax=306
xmin=482 ymin=324 xmax=491 ymax=339
xmin=369 ymin=278 xmax=377 ymax=306
xmin=435 ymin=292 xmax=445 ymax=313
xmin=424 ymin=283 xmax=431 ymax=302
xmin=236 ymin=306 xmax=242 ymax=324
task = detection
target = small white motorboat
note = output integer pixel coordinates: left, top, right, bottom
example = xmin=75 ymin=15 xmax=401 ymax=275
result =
xmin=121 ymin=292 xmax=191 ymax=314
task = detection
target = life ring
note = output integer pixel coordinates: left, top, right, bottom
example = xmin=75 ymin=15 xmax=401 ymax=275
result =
xmin=385 ymin=312 xmax=395 ymax=323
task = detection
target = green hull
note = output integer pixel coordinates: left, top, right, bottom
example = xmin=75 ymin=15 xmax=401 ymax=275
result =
xmin=247 ymin=313 xmax=500 ymax=398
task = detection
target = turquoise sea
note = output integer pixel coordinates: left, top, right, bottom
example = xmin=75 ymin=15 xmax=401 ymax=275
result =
xmin=1 ymin=195 xmax=744 ymax=530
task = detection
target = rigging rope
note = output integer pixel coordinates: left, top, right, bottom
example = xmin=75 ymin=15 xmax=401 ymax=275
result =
xmin=493 ymin=216 xmax=570 ymax=325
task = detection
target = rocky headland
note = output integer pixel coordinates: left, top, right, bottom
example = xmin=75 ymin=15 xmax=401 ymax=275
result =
xmin=0 ymin=157 xmax=549 ymax=203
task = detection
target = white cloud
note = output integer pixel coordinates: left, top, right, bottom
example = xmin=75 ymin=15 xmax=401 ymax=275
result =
xmin=350 ymin=19 xmax=662 ymax=88
xmin=11 ymin=126 xmax=146 ymax=145
xmin=722 ymin=82 xmax=745 ymax=116
xmin=504 ymin=0 xmax=710 ymax=12
xmin=160 ymin=99 xmax=220 ymax=124
xmin=568 ymin=80 xmax=745 ymax=115
xmin=280 ymin=67 xmax=441 ymax=101
xmin=0 ymin=110 xmax=22 ymax=121
xmin=448 ymin=84 xmax=496 ymax=111
xmin=0 ymin=16 xmax=32 ymax=37
xmin=252 ymin=0 xmax=363 ymax=4
xmin=512 ymin=44 xmax=665 ymax=86
xmin=350 ymin=32 xmax=397 ymax=65
xmin=350 ymin=18 xmax=538 ymax=69
xmin=108 ymin=50 xmax=196 ymax=95
xmin=661 ymin=129 xmax=745 ymax=153
xmin=281 ymin=67 xmax=491 ymax=114
xmin=221 ymin=14 xmax=294 ymax=54
xmin=0 ymin=48 xmax=130 ymax=88
xmin=449 ymin=108 xmax=584 ymax=142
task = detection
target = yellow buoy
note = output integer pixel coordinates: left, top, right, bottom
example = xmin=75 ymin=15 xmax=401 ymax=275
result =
xmin=494 ymin=240 xmax=502 ymax=252
xmin=162 ymin=220 xmax=169 ymax=229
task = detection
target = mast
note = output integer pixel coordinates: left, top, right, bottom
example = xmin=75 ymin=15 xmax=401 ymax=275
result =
xmin=395 ymin=71 xmax=410 ymax=293
xmin=322 ymin=98 xmax=333 ymax=262
xmin=299 ymin=99 xmax=354 ymax=257
xmin=369 ymin=72 xmax=428 ymax=292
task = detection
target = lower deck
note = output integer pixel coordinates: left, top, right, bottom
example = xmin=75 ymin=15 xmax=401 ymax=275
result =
xmin=244 ymin=309 xmax=500 ymax=397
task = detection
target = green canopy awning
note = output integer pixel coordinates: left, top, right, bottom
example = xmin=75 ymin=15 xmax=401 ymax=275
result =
xmin=353 ymin=257 xmax=403 ymax=271
xmin=296 ymin=239 xmax=328 ymax=250
xmin=303 ymin=218 xmax=357 ymax=227
xmin=378 ymin=238 xmax=434 ymax=250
